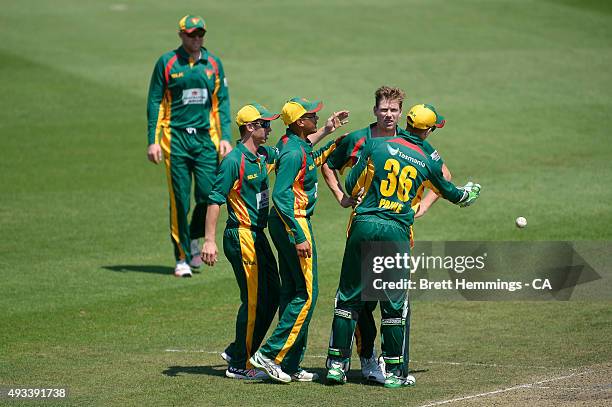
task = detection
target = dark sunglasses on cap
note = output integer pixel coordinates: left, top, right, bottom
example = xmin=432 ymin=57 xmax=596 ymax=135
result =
xmin=254 ymin=120 xmax=271 ymax=129
xmin=301 ymin=113 xmax=318 ymax=121
xmin=185 ymin=30 xmax=205 ymax=38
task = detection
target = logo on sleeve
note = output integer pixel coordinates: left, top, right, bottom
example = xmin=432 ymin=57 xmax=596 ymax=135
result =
xmin=430 ymin=150 xmax=441 ymax=161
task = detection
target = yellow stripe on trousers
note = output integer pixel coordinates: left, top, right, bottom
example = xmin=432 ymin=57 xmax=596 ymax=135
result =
xmin=275 ymin=217 xmax=313 ymax=364
xmin=238 ymin=227 xmax=258 ymax=368
xmin=162 ymin=127 xmax=185 ymax=260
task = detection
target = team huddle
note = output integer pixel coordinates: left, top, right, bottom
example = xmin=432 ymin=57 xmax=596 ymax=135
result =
xmin=147 ymin=15 xmax=481 ymax=389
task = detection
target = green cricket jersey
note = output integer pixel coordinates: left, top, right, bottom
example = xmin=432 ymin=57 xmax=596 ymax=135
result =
xmin=345 ymin=133 xmax=465 ymax=228
xmin=146 ymin=46 xmax=231 ymax=150
xmin=326 ymin=123 xmax=447 ymax=215
xmin=326 ymin=123 xmax=445 ymax=174
xmin=271 ymin=130 xmax=339 ymax=244
xmin=208 ymin=142 xmax=278 ymax=229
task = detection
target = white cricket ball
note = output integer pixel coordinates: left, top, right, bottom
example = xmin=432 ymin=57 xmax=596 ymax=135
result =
xmin=515 ymin=216 xmax=527 ymax=228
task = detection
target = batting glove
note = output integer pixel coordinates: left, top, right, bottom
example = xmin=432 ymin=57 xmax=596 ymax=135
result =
xmin=457 ymin=181 xmax=481 ymax=207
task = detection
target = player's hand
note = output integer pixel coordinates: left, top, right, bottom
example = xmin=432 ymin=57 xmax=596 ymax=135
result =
xmin=295 ymin=240 xmax=312 ymax=258
xmin=147 ymin=143 xmax=163 ymax=164
xmin=457 ymin=182 xmax=481 ymax=207
xmin=414 ymin=203 xmax=428 ymax=218
xmin=340 ymin=194 xmax=355 ymax=208
xmin=201 ymin=240 xmax=218 ymax=266
xmin=324 ymin=110 xmax=350 ymax=134
xmin=219 ymin=140 xmax=233 ymax=157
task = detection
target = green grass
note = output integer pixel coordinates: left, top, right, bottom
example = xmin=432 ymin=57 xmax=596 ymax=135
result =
xmin=1 ymin=0 xmax=611 ymax=405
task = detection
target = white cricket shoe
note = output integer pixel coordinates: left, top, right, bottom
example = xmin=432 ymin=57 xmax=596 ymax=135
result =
xmin=174 ymin=262 xmax=192 ymax=278
xmin=249 ymin=351 xmax=291 ymax=383
xmin=225 ymin=366 xmax=268 ymax=380
xmin=361 ymin=352 xmax=386 ymax=384
xmin=291 ymin=368 xmax=319 ymax=382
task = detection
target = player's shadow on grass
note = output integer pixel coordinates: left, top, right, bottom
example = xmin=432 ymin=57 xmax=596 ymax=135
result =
xmin=162 ymin=365 xmax=226 ymax=378
xmin=102 ymin=265 xmax=174 ymax=275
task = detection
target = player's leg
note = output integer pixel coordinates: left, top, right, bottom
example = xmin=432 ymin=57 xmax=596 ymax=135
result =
xmin=189 ymin=132 xmax=218 ymax=268
xmin=326 ymin=220 xmax=372 ymax=383
xmin=280 ymin=223 xmax=318 ymax=381
xmin=357 ymin=300 xmax=386 ymax=384
xmin=376 ymin=222 xmax=414 ymax=388
xmin=221 ymin=231 xmax=279 ymax=368
xmin=355 ymin=304 xmax=377 ymax=360
xmin=251 ymin=216 xmax=317 ymax=382
xmin=164 ymin=129 xmax=193 ymax=276
xmin=380 ymin=296 xmax=413 ymax=388
xmin=251 ymin=230 xmax=280 ymax=356
xmin=221 ymin=227 xmax=268 ymax=380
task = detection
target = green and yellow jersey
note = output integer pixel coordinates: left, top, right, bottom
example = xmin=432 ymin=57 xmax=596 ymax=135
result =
xmin=326 ymin=123 xmax=445 ymax=173
xmin=345 ymin=133 xmax=464 ymax=229
xmin=208 ymin=142 xmax=278 ymax=229
xmin=326 ymin=124 xmax=447 ymax=211
xmin=271 ymin=130 xmax=339 ymax=244
xmin=146 ymin=46 xmax=231 ymax=151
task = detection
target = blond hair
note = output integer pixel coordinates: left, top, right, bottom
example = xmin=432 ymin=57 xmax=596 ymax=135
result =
xmin=375 ymin=86 xmax=405 ymax=109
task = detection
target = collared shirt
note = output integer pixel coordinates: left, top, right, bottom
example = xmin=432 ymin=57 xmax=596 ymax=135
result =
xmin=146 ymin=46 xmax=231 ymax=151
xmin=271 ymin=129 xmax=339 ymax=243
xmin=326 ymin=123 xmax=447 ymax=210
xmin=345 ymin=132 xmax=462 ymax=229
xmin=208 ymin=142 xmax=279 ymax=229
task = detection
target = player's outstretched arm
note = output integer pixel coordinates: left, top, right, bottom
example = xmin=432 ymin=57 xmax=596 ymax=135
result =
xmin=307 ymin=111 xmax=349 ymax=145
xmin=415 ymin=163 xmax=451 ymax=218
xmin=427 ymin=168 xmax=481 ymax=207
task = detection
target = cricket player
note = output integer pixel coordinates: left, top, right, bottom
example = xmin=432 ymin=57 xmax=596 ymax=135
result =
xmin=408 ymin=105 xmax=452 ymax=219
xmin=250 ymin=98 xmax=349 ymax=383
xmin=326 ymin=104 xmax=481 ymax=388
xmin=321 ymin=85 xmax=405 ymax=383
xmin=200 ymin=103 xmax=282 ymax=380
xmin=146 ymin=14 xmax=232 ymax=277
xmin=322 ymin=89 xmax=454 ymax=383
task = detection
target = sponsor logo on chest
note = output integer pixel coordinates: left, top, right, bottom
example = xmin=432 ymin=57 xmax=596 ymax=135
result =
xmin=182 ymin=88 xmax=208 ymax=105
xmin=256 ymin=189 xmax=269 ymax=210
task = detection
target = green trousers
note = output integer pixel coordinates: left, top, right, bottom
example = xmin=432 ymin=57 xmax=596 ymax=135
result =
xmin=327 ymin=216 xmax=411 ymax=377
xmin=162 ymin=127 xmax=218 ymax=263
xmin=258 ymin=212 xmax=318 ymax=375
xmin=222 ymin=227 xmax=280 ymax=369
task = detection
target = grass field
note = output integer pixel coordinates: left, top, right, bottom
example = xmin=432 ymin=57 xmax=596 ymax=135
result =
xmin=1 ymin=0 xmax=611 ymax=405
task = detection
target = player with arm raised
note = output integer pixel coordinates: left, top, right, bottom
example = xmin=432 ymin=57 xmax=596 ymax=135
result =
xmin=326 ymin=105 xmax=480 ymax=388
xmin=322 ymin=86 xmax=405 ymax=384
xmin=249 ymin=97 xmax=348 ymax=383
